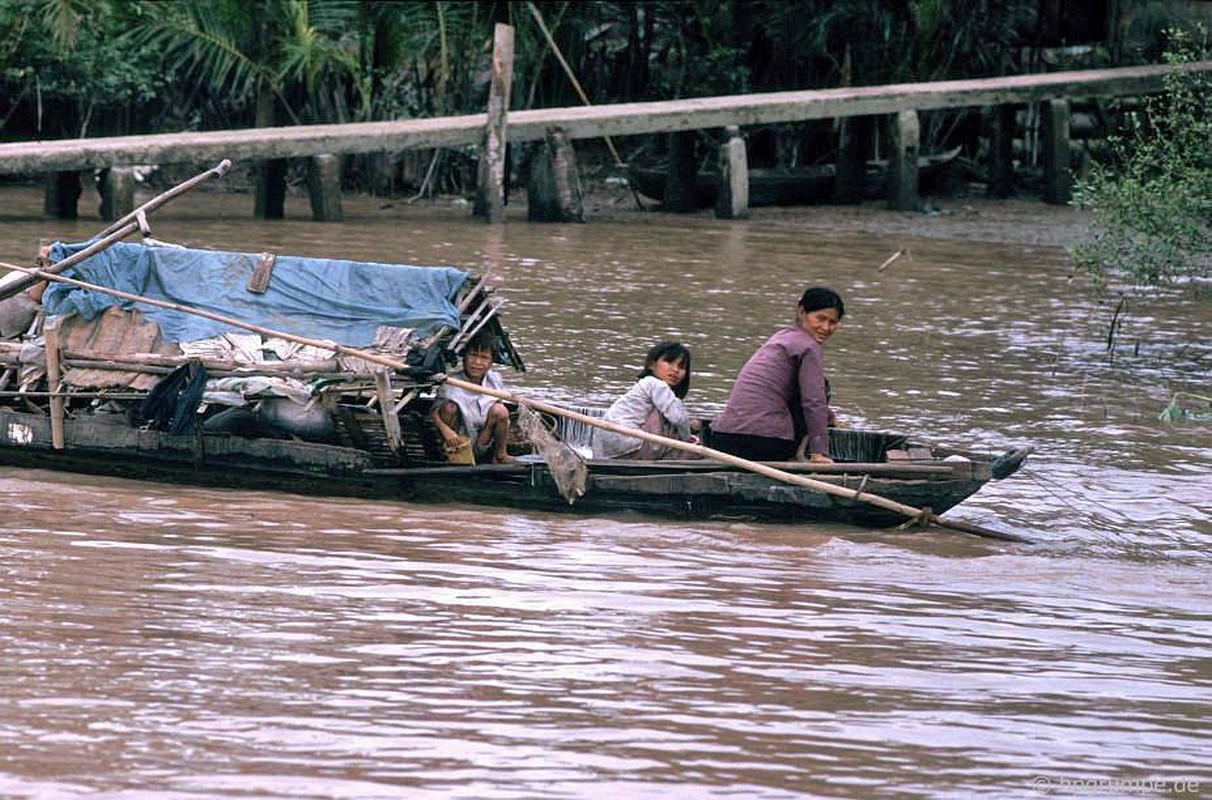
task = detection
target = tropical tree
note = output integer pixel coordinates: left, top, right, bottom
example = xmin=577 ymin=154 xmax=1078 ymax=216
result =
xmin=0 ymin=0 xmax=163 ymax=139
xmin=125 ymin=0 xmax=359 ymax=129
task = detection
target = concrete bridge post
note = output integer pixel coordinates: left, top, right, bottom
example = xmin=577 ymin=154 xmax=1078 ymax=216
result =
xmin=888 ymin=109 xmax=920 ymax=211
xmin=254 ymin=159 xmax=287 ymax=219
xmin=987 ymin=104 xmax=1017 ymax=198
xmin=1041 ymin=98 xmax=1072 ymax=204
xmin=44 ymin=171 xmax=82 ymax=219
xmin=664 ymin=131 xmax=699 ymax=213
xmin=834 ymin=116 xmax=866 ymax=204
xmin=98 ymin=167 xmax=137 ymax=221
xmin=307 ymin=154 xmax=344 ymax=221
xmin=715 ymin=126 xmax=749 ymax=219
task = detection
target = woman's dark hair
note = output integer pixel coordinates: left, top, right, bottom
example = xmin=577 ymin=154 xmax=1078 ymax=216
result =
xmin=639 ymin=340 xmax=692 ymax=398
xmin=799 ymin=286 xmax=845 ymax=319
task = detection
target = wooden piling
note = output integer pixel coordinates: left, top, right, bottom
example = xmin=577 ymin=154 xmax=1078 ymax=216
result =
xmin=1041 ymin=98 xmax=1072 ymax=205
xmin=475 ymin=23 xmax=515 ymax=224
xmin=307 ymin=154 xmax=344 ymax=221
xmin=888 ymin=109 xmax=920 ymax=211
xmin=98 ymin=167 xmax=137 ymax=221
xmin=715 ymin=126 xmax=749 ymax=220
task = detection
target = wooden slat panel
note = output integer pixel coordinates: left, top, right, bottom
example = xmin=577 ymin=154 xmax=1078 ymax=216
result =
xmin=61 ymin=308 xmax=179 ymax=390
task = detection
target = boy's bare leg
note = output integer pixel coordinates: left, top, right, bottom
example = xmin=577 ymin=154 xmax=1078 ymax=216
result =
xmin=479 ymin=403 xmax=517 ymax=464
xmin=436 ymin=402 xmax=459 ymax=430
xmin=433 ymin=401 xmax=466 ymax=455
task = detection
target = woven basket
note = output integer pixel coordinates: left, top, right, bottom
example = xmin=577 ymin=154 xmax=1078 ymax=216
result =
xmin=444 ymin=436 xmax=476 ymax=465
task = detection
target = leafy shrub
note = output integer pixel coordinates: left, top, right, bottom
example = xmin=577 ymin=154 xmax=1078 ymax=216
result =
xmin=1070 ymin=26 xmax=1211 ymax=299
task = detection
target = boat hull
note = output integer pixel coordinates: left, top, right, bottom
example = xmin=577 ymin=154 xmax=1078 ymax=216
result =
xmin=0 ymin=410 xmax=997 ymax=528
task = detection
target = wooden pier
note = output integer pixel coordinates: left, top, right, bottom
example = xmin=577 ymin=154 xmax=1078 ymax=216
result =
xmin=0 ymin=21 xmax=1207 ymax=222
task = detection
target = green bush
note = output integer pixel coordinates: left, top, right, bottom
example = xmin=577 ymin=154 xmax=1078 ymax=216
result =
xmin=1070 ymin=26 xmax=1211 ymax=299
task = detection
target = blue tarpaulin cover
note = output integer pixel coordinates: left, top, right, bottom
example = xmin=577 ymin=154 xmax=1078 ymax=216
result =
xmin=44 ymin=241 xmax=469 ymax=347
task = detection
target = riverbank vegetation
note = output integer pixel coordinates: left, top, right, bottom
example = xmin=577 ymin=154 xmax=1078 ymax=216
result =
xmin=1070 ymin=26 xmax=1211 ymax=299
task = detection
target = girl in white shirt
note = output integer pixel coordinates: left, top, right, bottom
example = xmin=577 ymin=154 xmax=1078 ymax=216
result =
xmin=592 ymin=341 xmax=700 ymax=460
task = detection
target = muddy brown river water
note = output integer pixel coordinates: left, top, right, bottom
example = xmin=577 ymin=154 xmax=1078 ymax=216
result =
xmin=0 ymin=182 xmax=1208 ymax=799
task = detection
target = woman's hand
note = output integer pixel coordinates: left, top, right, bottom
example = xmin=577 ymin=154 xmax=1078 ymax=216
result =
xmin=808 ymin=452 xmax=834 ymax=464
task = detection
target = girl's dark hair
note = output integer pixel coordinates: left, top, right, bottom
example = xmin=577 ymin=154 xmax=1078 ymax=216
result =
xmin=638 ymin=340 xmax=692 ymax=398
xmin=799 ymin=286 xmax=845 ymax=319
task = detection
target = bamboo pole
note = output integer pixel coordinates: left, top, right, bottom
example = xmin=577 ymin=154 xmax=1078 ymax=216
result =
xmin=62 ymin=353 xmax=341 ymax=376
xmin=0 ymin=260 xmax=1031 ymax=543
xmin=526 ymin=1 xmax=626 ymax=168
xmin=0 ymin=390 xmax=147 ymax=400
xmin=44 ymin=316 xmax=65 ymax=449
xmin=366 ymin=460 xmax=957 ymax=477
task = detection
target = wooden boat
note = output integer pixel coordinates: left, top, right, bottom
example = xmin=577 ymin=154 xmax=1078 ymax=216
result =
xmin=0 ymin=192 xmax=1028 ymax=531
xmin=630 ymin=147 xmax=963 ymax=208
xmin=0 ymin=395 xmax=1026 ymax=528
xmin=0 ymin=241 xmax=1027 ymax=530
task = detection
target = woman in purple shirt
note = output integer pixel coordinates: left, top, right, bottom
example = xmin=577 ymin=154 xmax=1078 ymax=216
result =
xmin=710 ymin=287 xmax=844 ymax=463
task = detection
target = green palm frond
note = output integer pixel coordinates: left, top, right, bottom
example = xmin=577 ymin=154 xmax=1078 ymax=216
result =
xmin=33 ymin=0 xmax=87 ymax=54
xmin=129 ymin=0 xmax=273 ymax=104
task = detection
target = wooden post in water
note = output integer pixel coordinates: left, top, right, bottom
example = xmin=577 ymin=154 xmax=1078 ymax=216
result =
xmin=716 ymin=126 xmax=749 ymax=220
xmin=307 ymin=154 xmax=344 ymax=221
xmin=475 ymin=23 xmax=515 ymax=224
xmin=1041 ymin=98 xmax=1072 ymax=205
xmin=888 ymin=110 xmax=920 ymax=211
xmin=526 ymin=128 xmax=584 ymax=223
xmin=987 ymin=104 xmax=1017 ymax=198
xmin=98 ymin=167 xmax=137 ymax=221
xmin=44 ymin=171 xmax=82 ymax=219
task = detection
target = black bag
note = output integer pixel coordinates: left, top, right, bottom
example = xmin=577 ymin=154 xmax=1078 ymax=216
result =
xmin=139 ymin=361 xmax=209 ymax=434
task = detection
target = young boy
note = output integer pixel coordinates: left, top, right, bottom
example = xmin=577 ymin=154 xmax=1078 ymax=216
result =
xmin=430 ymin=333 xmax=516 ymax=464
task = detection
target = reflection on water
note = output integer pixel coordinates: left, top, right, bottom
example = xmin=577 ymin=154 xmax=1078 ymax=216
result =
xmin=1 ymin=186 xmax=1209 ymax=798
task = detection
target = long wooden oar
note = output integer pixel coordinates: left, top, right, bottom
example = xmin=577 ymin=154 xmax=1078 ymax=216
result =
xmin=1 ymin=261 xmax=1032 ymax=543
xmin=0 ymin=160 xmax=232 ymax=303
